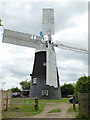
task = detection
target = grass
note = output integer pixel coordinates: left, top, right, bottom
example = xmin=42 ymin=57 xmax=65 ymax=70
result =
xmin=3 ymin=103 xmax=45 ymax=117
xmin=2 ymin=98 xmax=68 ymax=118
xmin=12 ymin=98 xmax=69 ymax=104
xmin=39 ymin=98 xmax=69 ymax=103
xmin=67 ymin=105 xmax=90 ymax=120
xmin=67 ymin=105 xmax=79 ymax=112
xmin=75 ymin=113 xmax=90 ymax=119
xmin=48 ymin=109 xmax=61 ymax=113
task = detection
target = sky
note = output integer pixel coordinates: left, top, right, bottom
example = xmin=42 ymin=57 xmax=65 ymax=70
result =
xmin=0 ymin=0 xmax=88 ymax=90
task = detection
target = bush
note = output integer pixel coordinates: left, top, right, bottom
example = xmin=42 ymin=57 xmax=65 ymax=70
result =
xmin=74 ymin=75 xmax=90 ymax=103
xmin=8 ymin=87 xmax=21 ymax=92
xmin=60 ymin=83 xmax=74 ymax=97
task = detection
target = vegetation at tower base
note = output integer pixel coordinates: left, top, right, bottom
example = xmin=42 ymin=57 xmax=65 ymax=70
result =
xmin=60 ymin=83 xmax=75 ymax=97
xmin=20 ymin=80 xmax=31 ymax=90
xmin=74 ymin=75 xmax=90 ymax=103
xmin=8 ymin=87 xmax=21 ymax=92
xmin=8 ymin=80 xmax=31 ymax=92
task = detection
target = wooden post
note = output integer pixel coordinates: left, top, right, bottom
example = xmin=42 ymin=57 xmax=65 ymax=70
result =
xmin=78 ymin=93 xmax=89 ymax=117
xmin=23 ymin=96 xmax=25 ymax=104
xmin=73 ymin=95 xmax=75 ymax=110
xmin=35 ymin=98 xmax=38 ymax=110
xmin=0 ymin=90 xmax=2 ymax=119
xmin=6 ymin=96 xmax=8 ymax=111
xmin=78 ymin=92 xmax=80 ymax=110
xmin=29 ymin=99 xmax=31 ymax=103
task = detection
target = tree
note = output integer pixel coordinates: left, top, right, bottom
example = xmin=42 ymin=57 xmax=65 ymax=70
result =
xmin=8 ymin=87 xmax=21 ymax=92
xmin=20 ymin=80 xmax=31 ymax=90
xmin=60 ymin=83 xmax=74 ymax=97
xmin=74 ymin=75 xmax=90 ymax=103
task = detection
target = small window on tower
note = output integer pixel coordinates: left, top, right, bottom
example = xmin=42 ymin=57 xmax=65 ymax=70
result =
xmin=42 ymin=90 xmax=48 ymax=96
xmin=43 ymin=62 xmax=46 ymax=66
xmin=33 ymin=78 xmax=37 ymax=84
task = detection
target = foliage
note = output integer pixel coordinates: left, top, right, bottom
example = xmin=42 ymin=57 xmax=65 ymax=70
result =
xmin=67 ymin=105 xmax=79 ymax=112
xmin=74 ymin=75 xmax=90 ymax=103
xmin=20 ymin=80 xmax=31 ymax=90
xmin=8 ymin=87 xmax=21 ymax=92
xmin=60 ymin=83 xmax=75 ymax=97
xmin=48 ymin=109 xmax=61 ymax=113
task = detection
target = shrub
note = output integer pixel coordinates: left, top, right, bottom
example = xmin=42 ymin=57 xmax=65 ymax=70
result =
xmin=74 ymin=75 xmax=90 ymax=103
xmin=60 ymin=83 xmax=74 ymax=97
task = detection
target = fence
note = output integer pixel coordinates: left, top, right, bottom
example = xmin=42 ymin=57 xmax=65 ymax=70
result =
xmin=12 ymin=97 xmax=38 ymax=110
xmin=0 ymin=90 xmax=38 ymax=112
xmin=0 ymin=91 xmax=2 ymax=119
xmin=0 ymin=90 xmax=12 ymax=111
xmin=78 ymin=93 xmax=90 ymax=118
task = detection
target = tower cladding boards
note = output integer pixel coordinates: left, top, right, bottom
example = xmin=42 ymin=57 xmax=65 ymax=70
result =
xmin=30 ymin=50 xmax=61 ymax=99
xmin=2 ymin=8 xmax=88 ymax=99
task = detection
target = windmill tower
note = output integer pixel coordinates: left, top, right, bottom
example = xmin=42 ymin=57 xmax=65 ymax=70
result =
xmin=2 ymin=8 xmax=88 ymax=99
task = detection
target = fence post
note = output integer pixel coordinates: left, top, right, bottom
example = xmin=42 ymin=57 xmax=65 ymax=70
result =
xmin=0 ymin=90 xmax=2 ymax=119
xmin=73 ymin=95 xmax=75 ymax=110
xmin=24 ymin=99 xmax=25 ymax=104
xmin=35 ymin=98 xmax=38 ymax=110
xmin=6 ymin=96 xmax=8 ymax=111
xmin=29 ymin=99 xmax=31 ymax=103
xmin=78 ymin=93 xmax=89 ymax=117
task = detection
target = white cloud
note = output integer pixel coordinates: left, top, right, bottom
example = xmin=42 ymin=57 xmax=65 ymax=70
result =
xmin=53 ymin=12 xmax=88 ymax=47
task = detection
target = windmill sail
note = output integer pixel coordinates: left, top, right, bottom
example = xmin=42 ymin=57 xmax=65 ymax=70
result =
xmin=3 ymin=29 xmax=42 ymax=49
xmin=46 ymin=46 xmax=58 ymax=88
xmin=42 ymin=9 xmax=54 ymax=35
xmin=53 ymin=41 xmax=88 ymax=54
xmin=42 ymin=8 xmax=58 ymax=88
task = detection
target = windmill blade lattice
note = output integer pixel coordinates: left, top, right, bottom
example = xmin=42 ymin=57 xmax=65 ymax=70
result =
xmin=53 ymin=41 xmax=88 ymax=54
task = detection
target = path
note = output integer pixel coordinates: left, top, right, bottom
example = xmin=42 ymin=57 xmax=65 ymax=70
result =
xmin=30 ymin=103 xmax=76 ymax=118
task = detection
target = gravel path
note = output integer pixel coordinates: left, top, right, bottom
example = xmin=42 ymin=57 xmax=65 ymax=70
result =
xmin=30 ymin=103 xmax=76 ymax=118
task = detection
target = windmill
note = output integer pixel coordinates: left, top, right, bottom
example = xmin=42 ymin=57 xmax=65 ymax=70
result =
xmin=2 ymin=8 xmax=88 ymax=99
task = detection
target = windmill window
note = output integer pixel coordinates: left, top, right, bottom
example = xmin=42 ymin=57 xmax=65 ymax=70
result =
xmin=42 ymin=90 xmax=48 ymax=96
xmin=43 ymin=62 xmax=46 ymax=66
xmin=33 ymin=78 xmax=37 ymax=84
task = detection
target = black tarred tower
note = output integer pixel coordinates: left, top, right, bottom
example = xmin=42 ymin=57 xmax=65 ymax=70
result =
xmin=30 ymin=50 xmax=61 ymax=99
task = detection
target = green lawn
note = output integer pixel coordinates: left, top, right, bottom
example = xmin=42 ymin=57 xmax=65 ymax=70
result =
xmin=2 ymin=98 xmax=69 ymax=118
